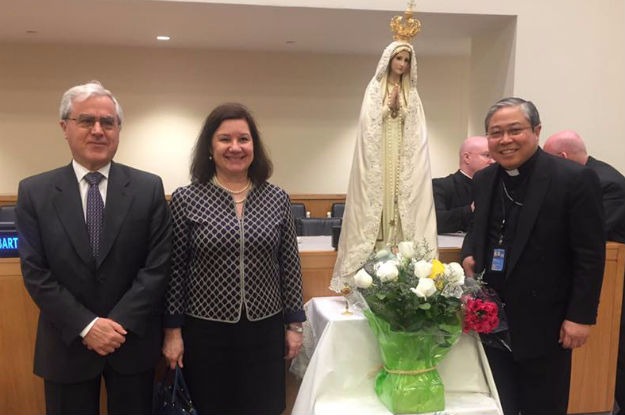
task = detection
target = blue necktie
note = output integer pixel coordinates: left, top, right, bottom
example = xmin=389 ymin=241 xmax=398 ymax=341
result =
xmin=84 ymin=172 xmax=105 ymax=258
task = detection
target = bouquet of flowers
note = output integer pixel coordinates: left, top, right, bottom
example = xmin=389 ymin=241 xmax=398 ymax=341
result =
xmin=349 ymin=241 xmax=498 ymax=414
xmin=461 ymin=276 xmax=501 ymax=334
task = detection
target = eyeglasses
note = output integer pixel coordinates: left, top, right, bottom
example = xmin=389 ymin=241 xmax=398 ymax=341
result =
xmin=486 ymin=126 xmax=533 ymax=140
xmin=66 ymin=115 xmax=118 ymax=130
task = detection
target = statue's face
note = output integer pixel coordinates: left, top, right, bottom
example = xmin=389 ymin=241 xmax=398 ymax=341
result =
xmin=390 ymin=51 xmax=410 ymax=77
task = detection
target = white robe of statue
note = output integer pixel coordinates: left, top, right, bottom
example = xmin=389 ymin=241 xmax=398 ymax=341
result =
xmin=331 ymin=41 xmax=438 ymax=292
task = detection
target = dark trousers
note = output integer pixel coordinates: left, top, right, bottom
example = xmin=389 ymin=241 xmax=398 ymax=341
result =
xmin=44 ymin=364 xmax=154 ymax=415
xmin=182 ymin=313 xmax=285 ymax=415
xmin=485 ymin=346 xmax=571 ymax=415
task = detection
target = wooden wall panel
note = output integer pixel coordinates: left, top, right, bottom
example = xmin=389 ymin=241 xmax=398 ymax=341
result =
xmin=0 ymin=259 xmax=44 ymax=415
xmin=568 ymin=242 xmax=624 ymax=413
xmin=300 ymin=251 xmax=337 ymax=302
xmin=0 ymin=195 xmax=17 ymax=207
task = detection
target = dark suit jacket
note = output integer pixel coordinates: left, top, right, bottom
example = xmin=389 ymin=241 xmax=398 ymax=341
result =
xmin=586 ymin=156 xmax=625 ymax=243
xmin=432 ymin=170 xmax=473 ymax=233
xmin=462 ymin=149 xmax=605 ymax=360
xmin=16 ymin=162 xmax=171 ymax=383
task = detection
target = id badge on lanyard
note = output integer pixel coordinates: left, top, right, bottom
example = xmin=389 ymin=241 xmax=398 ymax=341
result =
xmin=491 ymin=248 xmax=505 ymax=272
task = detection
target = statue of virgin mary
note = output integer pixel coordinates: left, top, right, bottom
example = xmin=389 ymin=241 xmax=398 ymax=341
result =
xmin=331 ymin=24 xmax=438 ymax=291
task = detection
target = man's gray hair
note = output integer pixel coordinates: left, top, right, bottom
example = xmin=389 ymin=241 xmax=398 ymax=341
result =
xmin=59 ymin=80 xmax=123 ymax=127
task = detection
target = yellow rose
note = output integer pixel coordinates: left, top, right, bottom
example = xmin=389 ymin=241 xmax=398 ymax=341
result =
xmin=428 ymin=259 xmax=445 ymax=279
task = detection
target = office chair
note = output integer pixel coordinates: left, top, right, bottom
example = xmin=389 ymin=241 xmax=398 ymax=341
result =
xmin=330 ymin=203 xmax=345 ymax=218
xmin=290 ymin=203 xmax=307 ymax=220
xmin=296 ymin=217 xmax=342 ymax=236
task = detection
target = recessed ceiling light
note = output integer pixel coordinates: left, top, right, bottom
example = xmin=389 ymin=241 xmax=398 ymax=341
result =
xmin=156 ymin=35 xmax=171 ymax=41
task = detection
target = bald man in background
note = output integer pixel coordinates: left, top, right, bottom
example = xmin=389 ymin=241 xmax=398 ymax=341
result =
xmin=432 ymin=136 xmax=494 ymax=233
xmin=544 ymin=130 xmax=625 ymax=412
xmin=544 ymin=130 xmax=625 ymax=243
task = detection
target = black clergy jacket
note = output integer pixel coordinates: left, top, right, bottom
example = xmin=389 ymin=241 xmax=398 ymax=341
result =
xmin=432 ymin=170 xmax=473 ymax=233
xmin=462 ymin=149 xmax=606 ymax=360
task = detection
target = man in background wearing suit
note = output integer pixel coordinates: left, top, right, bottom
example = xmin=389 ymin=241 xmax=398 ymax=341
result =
xmin=16 ymin=81 xmax=171 ymax=414
xmin=461 ymin=98 xmax=605 ymax=414
xmin=432 ymin=135 xmax=493 ymax=233
xmin=544 ymin=130 xmax=625 ymax=243
xmin=544 ymin=130 xmax=625 ymax=412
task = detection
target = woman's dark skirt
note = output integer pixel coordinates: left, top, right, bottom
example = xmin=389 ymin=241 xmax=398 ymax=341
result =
xmin=182 ymin=312 xmax=285 ymax=415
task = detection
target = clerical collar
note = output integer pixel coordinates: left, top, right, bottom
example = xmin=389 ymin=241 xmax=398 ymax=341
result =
xmin=500 ymin=148 xmax=540 ymax=178
xmin=459 ymin=169 xmax=472 ymax=180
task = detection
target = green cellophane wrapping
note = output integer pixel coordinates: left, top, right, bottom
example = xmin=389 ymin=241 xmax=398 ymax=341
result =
xmin=364 ymin=310 xmax=462 ymax=414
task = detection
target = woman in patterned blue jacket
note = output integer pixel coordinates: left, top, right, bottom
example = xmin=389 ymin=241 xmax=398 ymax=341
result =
xmin=162 ymin=103 xmax=305 ymax=415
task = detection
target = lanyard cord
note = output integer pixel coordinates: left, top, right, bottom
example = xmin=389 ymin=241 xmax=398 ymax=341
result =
xmin=498 ymin=181 xmax=524 ymax=245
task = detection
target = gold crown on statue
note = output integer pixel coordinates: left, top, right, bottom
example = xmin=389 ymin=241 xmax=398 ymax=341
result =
xmin=390 ymin=1 xmax=422 ymax=41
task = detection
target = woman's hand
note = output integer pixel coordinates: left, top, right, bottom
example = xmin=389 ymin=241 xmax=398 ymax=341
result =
xmin=284 ymin=327 xmax=303 ymax=360
xmin=162 ymin=328 xmax=184 ymax=369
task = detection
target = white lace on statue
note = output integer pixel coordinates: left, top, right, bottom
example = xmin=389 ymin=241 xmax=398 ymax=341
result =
xmin=331 ymin=40 xmax=438 ymax=292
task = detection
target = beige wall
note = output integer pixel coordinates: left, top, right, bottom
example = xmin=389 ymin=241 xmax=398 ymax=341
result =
xmin=1 ymin=0 xmax=624 ymax=195
xmin=0 ymin=44 xmax=469 ymax=194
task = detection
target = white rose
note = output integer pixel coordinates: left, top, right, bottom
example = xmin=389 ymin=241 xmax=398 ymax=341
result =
xmin=376 ymin=261 xmax=399 ymax=282
xmin=411 ymin=278 xmax=437 ymax=298
xmin=397 ymin=241 xmax=416 ymax=259
xmin=444 ymin=262 xmax=465 ymax=285
xmin=413 ymin=260 xmax=432 ymax=279
xmin=354 ymin=268 xmax=373 ymax=289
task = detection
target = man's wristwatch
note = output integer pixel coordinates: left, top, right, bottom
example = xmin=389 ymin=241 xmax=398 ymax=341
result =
xmin=287 ymin=324 xmax=304 ymax=333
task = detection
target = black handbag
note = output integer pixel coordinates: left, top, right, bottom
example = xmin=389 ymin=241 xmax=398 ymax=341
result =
xmin=153 ymin=365 xmax=198 ymax=415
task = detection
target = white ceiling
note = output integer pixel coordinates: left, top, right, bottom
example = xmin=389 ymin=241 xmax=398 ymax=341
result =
xmin=0 ymin=0 xmax=513 ymax=55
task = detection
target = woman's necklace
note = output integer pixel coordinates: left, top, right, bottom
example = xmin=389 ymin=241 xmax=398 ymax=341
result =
xmin=213 ymin=176 xmax=251 ymax=195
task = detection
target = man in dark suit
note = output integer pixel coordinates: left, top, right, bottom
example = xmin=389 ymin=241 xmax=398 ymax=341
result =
xmin=544 ymin=130 xmax=625 ymax=412
xmin=432 ymin=135 xmax=493 ymax=233
xmin=544 ymin=130 xmax=625 ymax=243
xmin=461 ymin=98 xmax=605 ymax=414
xmin=16 ymin=81 xmax=171 ymax=414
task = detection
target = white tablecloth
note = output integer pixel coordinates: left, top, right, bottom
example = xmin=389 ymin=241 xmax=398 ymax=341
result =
xmin=291 ymin=296 xmax=502 ymax=415
xmin=297 ymin=235 xmax=333 ymax=252
xmin=297 ymin=234 xmax=465 ymax=253
xmin=437 ymin=233 xmax=465 ymax=249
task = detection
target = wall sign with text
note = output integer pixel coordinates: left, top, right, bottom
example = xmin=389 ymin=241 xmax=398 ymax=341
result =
xmin=0 ymin=231 xmax=19 ymax=258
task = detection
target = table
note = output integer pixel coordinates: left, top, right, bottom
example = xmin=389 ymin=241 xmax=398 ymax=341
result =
xmin=297 ymin=234 xmax=466 ymax=253
xmin=291 ymin=296 xmax=503 ymax=415
xmin=297 ymin=235 xmax=334 ymax=252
